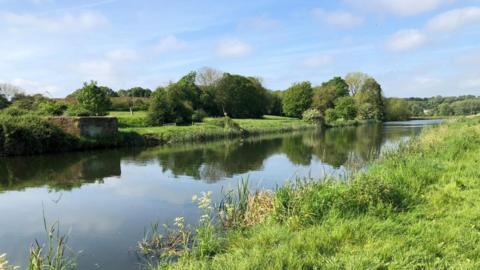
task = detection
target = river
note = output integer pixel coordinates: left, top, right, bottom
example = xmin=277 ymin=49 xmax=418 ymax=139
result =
xmin=0 ymin=119 xmax=443 ymax=269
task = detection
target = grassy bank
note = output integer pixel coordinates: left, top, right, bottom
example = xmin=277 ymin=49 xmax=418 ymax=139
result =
xmin=145 ymin=116 xmax=480 ymax=269
xmin=120 ymin=114 xmax=315 ymax=144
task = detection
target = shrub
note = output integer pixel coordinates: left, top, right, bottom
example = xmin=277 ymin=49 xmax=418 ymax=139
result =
xmin=192 ymin=109 xmax=207 ymax=122
xmin=65 ymin=103 xmax=92 ymax=116
xmin=147 ymin=88 xmax=172 ymax=126
xmin=0 ymin=115 xmax=76 ymax=156
xmin=37 ymin=100 xmax=67 ymax=116
xmin=0 ymin=106 xmax=30 ymax=116
xmin=302 ymin=108 xmax=324 ymax=124
xmin=75 ymin=81 xmax=111 ymax=116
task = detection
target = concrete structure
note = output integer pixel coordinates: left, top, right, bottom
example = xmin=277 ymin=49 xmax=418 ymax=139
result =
xmin=48 ymin=116 xmax=118 ymax=137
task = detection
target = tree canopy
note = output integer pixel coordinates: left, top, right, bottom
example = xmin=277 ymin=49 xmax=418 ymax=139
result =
xmin=282 ymin=81 xmax=313 ymax=118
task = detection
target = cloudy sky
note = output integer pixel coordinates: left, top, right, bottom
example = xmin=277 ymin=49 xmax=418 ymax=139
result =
xmin=0 ymin=0 xmax=479 ymax=97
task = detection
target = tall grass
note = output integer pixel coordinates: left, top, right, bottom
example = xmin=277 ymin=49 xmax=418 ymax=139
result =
xmin=147 ymin=116 xmax=480 ymax=269
xmin=28 ymin=212 xmax=76 ymax=270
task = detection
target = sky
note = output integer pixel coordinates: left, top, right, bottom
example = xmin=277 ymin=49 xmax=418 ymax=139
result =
xmin=0 ymin=0 xmax=479 ymax=98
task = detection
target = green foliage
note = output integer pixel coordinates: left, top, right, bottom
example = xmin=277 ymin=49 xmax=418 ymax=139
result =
xmin=312 ymin=77 xmax=349 ymax=114
xmin=37 ymin=100 xmax=67 ymax=116
xmin=265 ymin=91 xmax=283 ymax=116
xmin=65 ymin=103 xmax=92 ymax=117
xmin=192 ymin=109 xmax=208 ymax=123
xmin=354 ymin=78 xmax=384 ymax=120
xmin=301 ymin=108 xmax=323 ymax=124
xmin=75 ymin=81 xmax=111 ymax=116
xmin=406 ymin=95 xmax=480 ymax=117
xmin=214 ymin=73 xmax=268 ymax=118
xmin=110 ymin=97 xmax=150 ymax=111
xmin=0 ymin=115 xmax=76 ymax=156
xmin=147 ymin=88 xmax=172 ymax=126
xmin=117 ymin=87 xmax=152 ymax=97
xmin=0 ymin=93 xmax=9 ymax=109
xmin=282 ymin=81 xmax=313 ymax=118
xmin=384 ymin=98 xmax=411 ymax=121
xmin=0 ymin=106 xmax=30 ymax=116
xmin=152 ymin=117 xmax=480 ymax=270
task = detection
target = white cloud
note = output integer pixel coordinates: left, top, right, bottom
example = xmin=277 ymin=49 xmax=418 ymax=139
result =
xmin=0 ymin=11 xmax=108 ymax=32
xmin=386 ymin=6 xmax=480 ymax=52
xmin=154 ymin=35 xmax=187 ymax=53
xmin=106 ymin=49 xmax=139 ymax=62
xmin=76 ymin=59 xmax=116 ymax=82
xmin=313 ymin=9 xmax=364 ymax=28
xmin=426 ymin=7 xmax=480 ymax=32
xmin=346 ymin=0 xmax=455 ymax=16
xmin=216 ymin=38 xmax=252 ymax=57
xmin=386 ymin=29 xmax=428 ymax=51
xmin=303 ymin=54 xmax=334 ymax=68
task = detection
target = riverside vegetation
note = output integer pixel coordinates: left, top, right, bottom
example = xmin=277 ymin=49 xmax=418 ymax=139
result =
xmin=1 ymin=70 xmax=479 ymax=156
xmin=133 ymin=116 xmax=480 ymax=269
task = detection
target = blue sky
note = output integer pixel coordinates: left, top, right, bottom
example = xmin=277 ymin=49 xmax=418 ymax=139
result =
xmin=0 ymin=0 xmax=479 ymax=97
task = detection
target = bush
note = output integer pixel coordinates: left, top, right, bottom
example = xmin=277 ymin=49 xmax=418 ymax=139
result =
xmin=75 ymin=81 xmax=111 ymax=116
xmin=0 ymin=107 xmax=30 ymax=116
xmin=302 ymin=108 xmax=324 ymax=124
xmin=192 ymin=109 xmax=207 ymax=122
xmin=0 ymin=115 xmax=76 ymax=156
xmin=147 ymin=88 xmax=172 ymax=126
xmin=37 ymin=100 xmax=67 ymax=116
xmin=65 ymin=103 xmax=92 ymax=116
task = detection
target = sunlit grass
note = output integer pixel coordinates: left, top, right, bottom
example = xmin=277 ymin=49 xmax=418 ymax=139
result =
xmin=148 ymin=116 xmax=480 ymax=269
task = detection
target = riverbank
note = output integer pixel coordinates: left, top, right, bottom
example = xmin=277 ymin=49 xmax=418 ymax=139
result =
xmin=146 ymin=116 xmax=480 ymax=269
xmin=0 ymin=113 xmax=315 ymax=156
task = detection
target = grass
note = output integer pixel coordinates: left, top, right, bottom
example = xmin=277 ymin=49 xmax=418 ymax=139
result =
xmin=109 ymin=111 xmax=149 ymax=128
xmin=119 ymin=114 xmax=315 ymax=144
xmin=146 ymin=116 xmax=480 ymax=269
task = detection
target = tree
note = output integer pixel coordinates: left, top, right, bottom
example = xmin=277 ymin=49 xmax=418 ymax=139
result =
xmin=0 ymin=83 xmax=23 ymax=100
xmin=266 ymin=90 xmax=283 ymax=116
xmin=0 ymin=93 xmax=9 ymax=109
xmin=385 ymin=98 xmax=411 ymax=121
xmin=438 ymin=103 xmax=453 ymax=116
xmin=214 ymin=73 xmax=268 ymax=118
xmin=196 ymin=67 xmax=223 ymax=87
xmin=345 ymin=72 xmax=370 ymax=96
xmin=312 ymin=77 xmax=349 ymax=114
xmin=334 ymin=96 xmax=357 ymax=120
xmin=354 ymin=78 xmax=384 ymax=120
xmin=99 ymin=86 xmax=118 ymax=97
xmin=147 ymin=87 xmax=172 ymax=126
xmin=282 ymin=81 xmax=313 ymax=118
xmin=75 ymin=81 xmax=112 ymax=116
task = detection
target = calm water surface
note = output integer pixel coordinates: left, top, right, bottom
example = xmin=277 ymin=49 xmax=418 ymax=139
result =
xmin=0 ymin=119 xmax=443 ymax=269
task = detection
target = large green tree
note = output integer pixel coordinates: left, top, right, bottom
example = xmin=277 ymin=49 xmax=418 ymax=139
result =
xmin=354 ymin=78 xmax=384 ymax=120
xmin=147 ymin=87 xmax=172 ymax=126
xmin=282 ymin=81 xmax=313 ymax=118
xmin=312 ymin=77 xmax=349 ymax=114
xmin=214 ymin=73 xmax=268 ymax=118
xmin=75 ymin=81 xmax=112 ymax=116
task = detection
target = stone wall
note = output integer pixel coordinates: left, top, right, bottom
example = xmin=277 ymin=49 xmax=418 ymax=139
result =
xmin=48 ymin=117 xmax=118 ymax=137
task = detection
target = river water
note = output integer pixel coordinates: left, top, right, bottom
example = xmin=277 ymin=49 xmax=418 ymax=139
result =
xmin=0 ymin=119 xmax=443 ymax=269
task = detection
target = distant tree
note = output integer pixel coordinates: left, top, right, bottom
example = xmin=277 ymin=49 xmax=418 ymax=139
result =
xmin=385 ymin=98 xmax=411 ymax=121
xmin=75 ymin=81 xmax=111 ymax=116
xmin=196 ymin=67 xmax=223 ymax=86
xmin=10 ymin=93 xmax=48 ymax=110
xmin=438 ymin=103 xmax=453 ymax=116
xmin=147 ymin=87 xmax=172 ymax=126
xmin=266 ymin=90 xmax=283 ymax=116
xmin=345 ymin=72 xmax=370 ymax=96
xmin=282 ymin=81 xmax=313 ymax=118
xmin=214 ymin=73 xmax=268 ymax=118
xmin=116 ymin=87 xmax=152 ymax=97
xmin=99 ymin=86 xmax=118 ymax=97
xmin=0 ymin=93 xmax=10 ymax=109
xmin=312 ymin=77 xmax=349 ymax=114
xmin=354 ymin=78 xmax=384 ymax=120
xmin=0 ymin=83 xmax=24 ymax=100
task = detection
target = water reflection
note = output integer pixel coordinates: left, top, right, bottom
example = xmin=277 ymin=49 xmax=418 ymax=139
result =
xmin=0 ymin=122 xmax=425 ymax=191
xmin=0 ymin=120 xmax=440 ymax=270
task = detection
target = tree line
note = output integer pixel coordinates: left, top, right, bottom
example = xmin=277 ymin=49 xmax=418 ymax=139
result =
xmin=1 ymin=69 xmax=478 ymax=124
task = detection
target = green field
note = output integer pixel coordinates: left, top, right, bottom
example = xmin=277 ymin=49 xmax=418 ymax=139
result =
xmin=112 ymin=112 xmax=315 ymax=144
xmin=149 ymin=117 xmax=480 ymax=269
